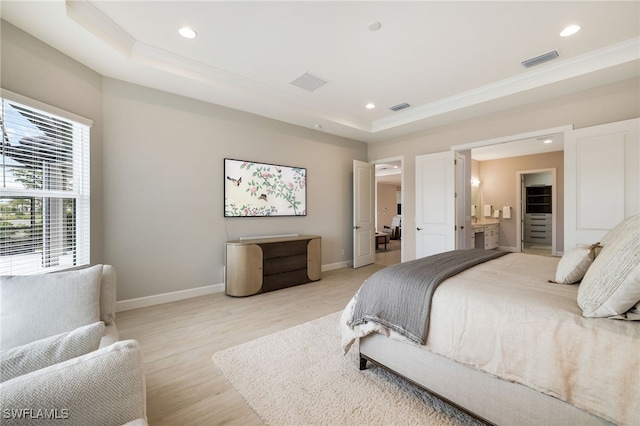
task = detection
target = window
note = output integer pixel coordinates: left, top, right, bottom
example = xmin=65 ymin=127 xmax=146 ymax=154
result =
xmin=1 ymin=90 xmax=91 ymax=275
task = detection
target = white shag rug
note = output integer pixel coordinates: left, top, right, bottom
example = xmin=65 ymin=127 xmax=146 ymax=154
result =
xmin=212 ymin=311 xmax=481 ymax=426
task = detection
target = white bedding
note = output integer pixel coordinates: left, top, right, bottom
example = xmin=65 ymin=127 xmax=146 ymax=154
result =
xmin=341 ymin=253 xmax=640 ymax=425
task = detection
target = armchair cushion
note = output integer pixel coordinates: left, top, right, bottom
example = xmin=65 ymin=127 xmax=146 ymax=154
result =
xmin=0 ymin=265 xmax=102 ymax=350
xmin=0 ymin=340 xmax=147 ymax=426
xmin=0 ymin=322 xmax=105 ymax=383
xmin=99 ymin=265 xmax=117 ymax=326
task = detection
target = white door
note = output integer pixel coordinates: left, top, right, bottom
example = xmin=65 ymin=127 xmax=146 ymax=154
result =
xmin=353 ymin=160 xmax=375 ymax=268
xmin=564 ymin=118 xmax=639 ymax=249
xmin=415 ymin=151 xmax=456 ymax=259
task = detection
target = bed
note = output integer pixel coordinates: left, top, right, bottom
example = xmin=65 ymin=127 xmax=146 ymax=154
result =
xmin=341 ymin=215 xmax=640 ymax=426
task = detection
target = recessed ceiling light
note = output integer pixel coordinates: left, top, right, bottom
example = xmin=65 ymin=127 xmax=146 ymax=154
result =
xmin=543 ymin=139 xmax=553 ymax=144
xmin=366 ymin=103 xmax=376 ymax=109
xmin=560 ymin=25 xmax=581 ymax=37
xmin=368 ymin=21 xmax=382 ymax=31
xmin=179 ymin=27 xmax=197 ymax=39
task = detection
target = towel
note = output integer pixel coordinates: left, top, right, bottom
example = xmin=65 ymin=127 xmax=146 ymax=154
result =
xmin=503 ymin=206 xmax=511 ymax=219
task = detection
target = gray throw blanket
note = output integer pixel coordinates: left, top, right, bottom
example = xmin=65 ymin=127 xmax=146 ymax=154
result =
xmin=348 ymin=249 xmax=509 ymax=345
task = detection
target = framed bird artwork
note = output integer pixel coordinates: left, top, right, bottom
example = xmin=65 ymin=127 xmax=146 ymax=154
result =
xmin=224 ymin=158 xmax=307 ymax=217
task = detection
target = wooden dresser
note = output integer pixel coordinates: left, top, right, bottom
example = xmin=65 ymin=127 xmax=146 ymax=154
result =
xmin=225 ymin=235 xmax=321 ymax=297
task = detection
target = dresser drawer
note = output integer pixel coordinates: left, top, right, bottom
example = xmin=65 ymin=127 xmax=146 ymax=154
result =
xmin=525 ymin=214 xmax=551 ymax=225
xmin=525 ymin=223 xmax=549 ymax=232
xmin=524 ymin=231 xmax=552 ymax=244
xmin=525 ymin=229 xmax=552 ymax=238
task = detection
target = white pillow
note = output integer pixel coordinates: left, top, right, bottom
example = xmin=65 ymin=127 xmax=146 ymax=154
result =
xmin=611 ymin=301 xmax=640 ymax=321
xmin=600 ymin=213 xmax=639 ymax=246
xmin=578 ymin=219 xmax=640 ymax=317
xmin=553 ymin=246 xmax=595 ymax=284
xmin=0 ymin=322 xmax=105 ymax=383
xmin=626 ymin=301 xmax=640 ymax=320
xmin=0 ymin=265 xmax=103 ymax=350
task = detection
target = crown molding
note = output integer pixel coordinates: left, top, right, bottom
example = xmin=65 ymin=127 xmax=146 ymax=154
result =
xmin=372 ymin=37 xmax=640 ymax=133
xmin=66 ymin=0 xmax=372 ymax=135
xmin=65 ymin=1 xmax=639 ymax=138
xmin=66 ymin=0 xmax=135 ymax=57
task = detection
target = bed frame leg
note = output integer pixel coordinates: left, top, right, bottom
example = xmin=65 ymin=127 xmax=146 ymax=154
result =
xmin=359 ymin=356 xmax=367 ymax=370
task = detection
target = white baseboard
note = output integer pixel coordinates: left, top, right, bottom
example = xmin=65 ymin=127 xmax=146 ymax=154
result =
xmin=115 ymin=262 xmax=353 ymax=312
xmin=116 ymin=283 xmax=225 ymax=312
xmin=499 ymin=246 xmax=563 ymax=257
xmin=322 ymin=260 xmax=352 ymax=271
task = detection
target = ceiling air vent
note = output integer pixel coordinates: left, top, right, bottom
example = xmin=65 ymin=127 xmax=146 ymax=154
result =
xmin=290 ymin=72 xmax=329 ymax=92
xmin=521 ymin=51 xmax=559 ymax=68
xmin=389 ymin=102 xmax=410 ymax=112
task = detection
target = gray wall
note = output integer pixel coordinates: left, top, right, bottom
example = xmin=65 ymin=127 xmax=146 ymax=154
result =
xmin=2 ymin=21 xmax=367 ymax=300
xmin=102 ymin=79 xmax=366 ymax=299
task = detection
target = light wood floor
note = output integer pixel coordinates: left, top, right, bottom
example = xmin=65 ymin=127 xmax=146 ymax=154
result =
xmin=522 ymin=243 xmax=555 ymax=257
xmin=117 ymin=251 xmax=400 ymax=425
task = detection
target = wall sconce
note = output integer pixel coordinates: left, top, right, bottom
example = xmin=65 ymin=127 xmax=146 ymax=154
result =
xmin=470 ymin=178 xmax=481 ymax=187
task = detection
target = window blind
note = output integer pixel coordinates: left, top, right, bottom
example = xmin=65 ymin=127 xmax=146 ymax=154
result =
xmin=1 ymin=94 xmax=90 ymax=275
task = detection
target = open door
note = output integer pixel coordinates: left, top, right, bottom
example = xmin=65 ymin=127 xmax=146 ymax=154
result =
xmin=415 ymin=151 xmax=456 ymax=259
xmin=353 ymin=160 xmax=375 ymax=268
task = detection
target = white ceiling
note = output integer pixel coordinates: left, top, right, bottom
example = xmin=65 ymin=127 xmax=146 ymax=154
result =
xmin=2 ymin=1 xmax=639 ymax=143
xmin=376 ymin=161 xmax=401 ymax=186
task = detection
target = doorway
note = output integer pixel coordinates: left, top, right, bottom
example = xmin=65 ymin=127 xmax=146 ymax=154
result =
xmin=518 ymin=170 xmax=556 ymax=256
xmin=374 ymin=157 xmax=403 ymax=265
xmin=454 ymin=125 xmax=568 ymax=257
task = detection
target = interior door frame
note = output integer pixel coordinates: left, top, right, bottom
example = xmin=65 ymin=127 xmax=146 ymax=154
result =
xmin=455 ymin=151 xmax=471 ymax=249
xmin=451 ymin=125 xmax=573 ymax=153
xmin=516 ymin=168 xmax=557 ymax=255
xmin=372 ymin=156 xmax=405 ymax=263
xmin=452 ymin=125 xmax=572 ymax=254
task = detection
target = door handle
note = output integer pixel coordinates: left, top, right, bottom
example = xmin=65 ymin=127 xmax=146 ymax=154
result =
xmin=353 ymin=225 xmax=361 ymax=229
xmin=417 ymin=227 xmax=423 ymax=231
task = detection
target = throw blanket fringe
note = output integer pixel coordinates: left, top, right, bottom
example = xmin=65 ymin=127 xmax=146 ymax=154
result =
xmin=348 ymin=249 xmax=508 ymax=345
